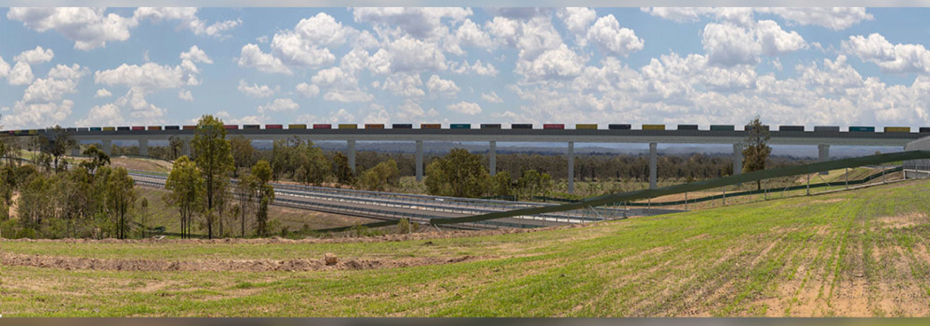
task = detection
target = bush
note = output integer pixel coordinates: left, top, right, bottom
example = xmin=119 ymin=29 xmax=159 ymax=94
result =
xmin=396 ymin=218 xmax=419 ymax=234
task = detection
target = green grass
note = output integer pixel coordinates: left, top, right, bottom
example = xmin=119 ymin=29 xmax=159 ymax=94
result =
xmin=4 ymin=179 xmax=930 ymax=317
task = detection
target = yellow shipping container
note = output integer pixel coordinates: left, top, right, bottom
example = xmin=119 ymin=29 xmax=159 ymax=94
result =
xmin=884 ymin=126 xmax=910 ymax=133
xmin=338 ymin=124 xmax=358 ymax=129
xmin=575 ymin=124 xmax=598 ymax=130
xmin=103 ymin=127 xmax=116 ymax=131
xmin=365 ymin=124 xmax=385 ymax=129
xmin=288 ymin=124 xmax=307 ymax=129
xmin=642 ymin=124 xmax=666 ymax=131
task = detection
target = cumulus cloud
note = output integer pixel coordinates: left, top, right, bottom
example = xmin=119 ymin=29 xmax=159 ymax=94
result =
xmin=133 ymin=7 xmax=241 ymax=38
xmin=95 ymin=88 xmax=113 ymax=98
xmin=0 ymin=56 xmax=10 ymax=78
xmin=238 ymin=43 xmax=292 ymax=74
xmin=450 ymin=60 xmax=499 ymax=76
xmin=586 ymin=14 xmax=644 ymax=57
xmin=258 ymin=98 xmax=299 ymax=113
xmin=2 ymin=64 xmax=87 ymax=129
xmin=238 ymin=80 xmax=277 ymax=98
xmin=295 ymin=83 xmax=320 ymax=98
xmin=14 ymin=46 xmax=55 ymax=64
xmin=6 ymin=7 xmax=137 ymax=50
xmin=642 ymin=7 xmax=872 ymax=31
xmin=515 ymin=44 xmax=587 ymax=82
xmin=8 ymin=62 xmax=34 ymax=85
xmin=352 ymin=7 xmax=472 ymax=40
xmin=178 ymin=89 xmax=194 ymax=101
xmin=447 ymin=101 xmax=482 ymax=115
xmin=179 ymin=45 xmax=213 ymax=64
xmin=481 ymin=91 xmax=504 ymax=103
xmin=426 ymin=74 xmax=460 ymax=97
xmin=703 ymin=20 xmax=805 ymax=67
xmin=382 ymin=73 xmax=425 ymax=97
xmin=842 ymin=33 xmax=930 ymax=75
xmin=558 ymin=7 xmax=597 ymax=37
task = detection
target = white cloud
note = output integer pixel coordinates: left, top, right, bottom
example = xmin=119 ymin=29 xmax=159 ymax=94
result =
xmin=703 ymin=20 xmax=805 ymax=67
xmin=293 ymin=12 xmax=355 ymax=47
xmin=238 ymin=80 xmax=277 ymax=98
xmin=481 ymin=91 xmax=503 ymax=103
xmin=382 ymin=36 xmax=448 ymax=73
xmin=393 ymin=100 xmax=439 ymax=121
xmin=450 ymin=60 xmax=499 ymax=76
xmin=2 ymin=63 xmax=87 ymax=129
xmin=444 ymin=18 xmax=495 ymax=55
xmin=179 ymin=45 xmax=213 ymax=64
xmin=76 ymin=103 xmax=124 ymax=127
xmin=258 ymin=98 xmax=299 ymax=113
xmin=446 ymin=101 xmax=482 ymax=115
xmin=0 ymin=56 xmax=10 ymax=78
xmin=426 ymin=74 xmax=460 ymax=97
xmin=238 ymin=44 xmax=292 ymax=74
xmin=295 ymin=83 xmax=320 ymax=98
xmin=256 ymin=35 xmax=269 ymax=43
xmin=327 ymin=108 xmax=356 ymax=124
xmin=639 ymin=7 xmax=713 ymax=23
xmin=21 ymin=64 xmax=87 ymax=104
xmin=324 ymin=90 xmax=374 ymax=103
xmin=8 ymin=61 xmax=34 ymax=85
xmin=755 ymin=20 xmax=806 ymax=56
xmin=133 ymin=7 xmax=241 ymax=38
xmin=6 ymin=7 xmax=137 ymax=50
xmin=95 ymin=88 xmax=113 ymax=98
xmin=382 ymin=73 xmax=425 ymax=97
xmin=515 ymin=44 xmax=587 ymax=82
xmin=586 ymin=14 xmax=644 ymax=57
xmin=13 ymin=46 xmax=54 ymax=64
xmin=95 ymin=61 xmax=200 ymax=92
xmin=755 ymin=7 xmax=873 ymax=31
xmin=842 ymin=33 xmax=930 ymax=75
xmin=178 ymin=89 xmax=194 ymax=101
xmin=270 ymin=31 xmax=336 ymax=68
xmin=352 ymin=7 xmax=472 ymax=40
xmin=558 ymin=7 xmax=596 ymax=45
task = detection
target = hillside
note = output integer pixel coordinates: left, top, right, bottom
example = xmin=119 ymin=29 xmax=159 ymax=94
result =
xmin=4 ymin=178 xmax=930 ymax=317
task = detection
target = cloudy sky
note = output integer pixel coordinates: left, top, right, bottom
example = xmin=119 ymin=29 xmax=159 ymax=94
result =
xmin=0 ymin=7 xmax=929 ymax=130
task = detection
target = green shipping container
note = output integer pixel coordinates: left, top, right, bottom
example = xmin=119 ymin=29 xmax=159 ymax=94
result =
xmin=710 ymin=125 xmax=734 ymax=131
xmin=849 ymin=126 xmax=875 ymax=132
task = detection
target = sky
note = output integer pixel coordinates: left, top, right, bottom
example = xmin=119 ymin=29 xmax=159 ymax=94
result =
xmin=1 ymin=7 xmax=930 ymax=130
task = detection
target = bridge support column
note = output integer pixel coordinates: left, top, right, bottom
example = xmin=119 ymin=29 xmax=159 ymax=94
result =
xmin=181 ymin=138 xmax=191 ymax=157
xmin=71 ymin=146 xmax=80 ymax=157
xmin=568 ymin=141 xmax=575 ymax=194
xmin=102 ymin=139 xmax=112 ymax=156
xmin=733 ymin=143 xmax=743 ymax=175
xmin=347 ymin=140 xmax=356 ymax=174
xmin=489 ymin=141 xmax=497 ymax=176
xmin=649 ymin=142 xmax=657 ymax=190
xmin=415 ymin=140 xmax=423 ymax=182
xmin=818 ymin=144 xmax=830 ymax=175
xmin=139 ymin=139 xmax=148 ymax=157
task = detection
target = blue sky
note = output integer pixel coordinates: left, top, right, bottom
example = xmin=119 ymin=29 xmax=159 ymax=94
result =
xmin=1 ymin=7 xmax=930 ymax=130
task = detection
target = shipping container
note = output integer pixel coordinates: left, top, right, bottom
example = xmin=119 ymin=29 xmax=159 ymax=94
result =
xmin=392 ymin=124 xmax=413 ymax=129
xmin=511 ymin=123 xmax=533 ymax=129
xmin=164 ymin=126 xmax=180 ymax=130
xmin=450 ymin=124 xmax=471 ymax=129
xmin=576 ymin=124 xmax=598 ymax=130
xmin=608 ymin=124 xmax=632 ymax=130
xmin=131 ymin=126 xmax=145 ymax=131
xmin=90 ymin=127 xmax=103 ymax=132
xmin=224 ymin=125 xmax=239 ymax=130
xmin=710 ymin=125 xmax=734 ymax=131
xmin=677 ymin=124 xmax=699 ymax=130
xmin=481 ymin=124 xmax=502 ymax=129
xmin=338 ymin=124 xmax=358 ymax=129
xmin=265 ymin=124 xmax=283 ymax=129
xmin=642 ymin=124 xmax=665 ymax=131
xmin=117 ymin=126 xmax=130 ymax=131
xmin=543 ymin=124 xmax=565 ymax=129
xmin=744 ymin=125 xmax=770 ymax=132
xmin=182 ymin=125 xmax=197 ymax=130
xmin=365 ymin=124 xmax=385 ymax=129
xmin=421 ymin=124 xmax=441 ymax=129
xmin=103 ymin=127 xmax=116 ymax=131
xmin=243 ymin=125 xmax=260 ymax=130
xmin=848 ymin=126 xmax=875 ymax=132
xmin=312 ymin=124 xmax=331 ymax=129
xmin=778 ymin=125 xmax=805 ymax=132
xmin=814 ymin=126 xmax=840 ymax=132
xmin=77 ymin=127 xmax=89 ymax=132
xmin=288 ymin=124 xmax=307 ymax=130
xmin=920 ymin=127 xmax=930 ymax=133
xmin=884 ymin=126 xmax=910 ymax=133
xmin=28 ymin=129 xmax=38 ymax=134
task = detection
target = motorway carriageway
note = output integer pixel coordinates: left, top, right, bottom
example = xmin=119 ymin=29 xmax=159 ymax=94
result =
xmin=127 ymin=171 xmax=633 ymax=229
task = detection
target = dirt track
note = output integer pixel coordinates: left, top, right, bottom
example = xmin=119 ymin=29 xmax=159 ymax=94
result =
xmin=1 ymin=252 xmax=481 ymax=272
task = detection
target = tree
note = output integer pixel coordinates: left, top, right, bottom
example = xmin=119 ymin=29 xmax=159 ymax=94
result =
xmin=191 ymin=115 xmax=234 ymax=239
xmin=230 ymin=135 xmax=254 ymax=177
xmin=425 ymin=148 xmax=490 ymax=198
xmin=106 ymin=167 xmax=137 ymax=239
xmin=80 ymin=144 xmax=111 ymax=174
xmin=517 ymin=170 xmax=553 ymax=199
xmin=490 ymin=171 xmax=513 ymax=197
xmin=168 ymin=135 xmax=184 ymax=160
xmin=44 ymin=125 xmax=77 ymax=173
xmin=332 ymin=152 xmax=355 ymax=185
xmin=742 ymin=116 xmax=772 ymax=190
xmin=236 ymin=173 xmax=258 ymax=237
xmin=138 ymin=197 xmax=149 ymax=238
xmin=359 ymin=159 xmax=400 ymax=191
xmin=294 ymin=141 xmax=331 ymax=186
xmin=164 ymin=156 xmax=204 ymax=239
xmin=251 ymin=160 xmax=274 ymax=237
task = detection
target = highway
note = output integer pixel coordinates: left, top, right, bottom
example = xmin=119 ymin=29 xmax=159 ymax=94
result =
xmin=127 ymin=171 xmax=663 ymax=230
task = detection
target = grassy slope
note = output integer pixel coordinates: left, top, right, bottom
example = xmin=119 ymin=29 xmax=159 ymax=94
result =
xmin=4 ymin=180 xmax=930 ymax=317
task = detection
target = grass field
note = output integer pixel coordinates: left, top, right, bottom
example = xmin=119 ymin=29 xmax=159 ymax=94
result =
xmin=4 ymin=178 xmax=930 ymax=317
